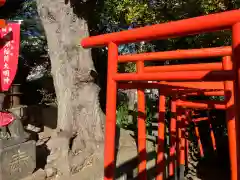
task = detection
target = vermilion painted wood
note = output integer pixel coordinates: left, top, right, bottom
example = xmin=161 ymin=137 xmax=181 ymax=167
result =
xmin=169 ymin=99 xmax=177 ymax=177
xmin=192 ymin=117 xmax=208 ymax=122
xmin=81 ymin=9 xmax=240 ymax=180
xmin=118 ymin=83 xmax=224 ymax=97
xmin=176 ymin=100 xmax=226 ymax=110
xmin=81 ymin=10 xmax=240 ymax=47
xmin=179 ymin=99 xmax=225 ymax=105
xmin=0 ymin=20 xmax=6 ymax=28
xmin=113 ymin=70 xmax=233 ymax=82
xmin=232 ymin=22 xmax=240 ymax=180
xmin=136 ymin=61 xmax=147 ymax=180
xmin=191 ymin=115 xmax=216 ymax=156
xmin=144 ymin=62 xmax=222 ymax=73
xmin=177 ymin=108 xmax=186 ymax=180
xmin=186 ymin=91 xmax=224 ymax=96
xmin=118 ymin=47 xmax=231 ymax=63
xmin=223 ymin=56 xmax=238 ymax=180
xmin=194 ymin=122 xmax=204 ymax=157
xmin=118 ymin=82 xmax=224 ymax=90
xmin=104 ymin=42 xmax=118 ymax=180
xmin=208 ymin=115 xmax=217 ymax=151
xmin=156 ymin=93 xmax=165 ymax=180
xmin=159 ymin=81 xmax=224 ymax=90
xmin=185 ymin=111 xmax=190 ymax=172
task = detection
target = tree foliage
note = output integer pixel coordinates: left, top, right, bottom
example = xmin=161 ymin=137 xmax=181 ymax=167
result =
xmin=98 ymin=0 xmax=240 ymax=130
xmin=1 ymin=0 xmax=238 ymax=120
xmin=1 ymin=0 xmax=50 ymax=83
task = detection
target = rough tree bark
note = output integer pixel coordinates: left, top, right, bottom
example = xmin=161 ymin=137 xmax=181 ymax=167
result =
xmin=36 ymin=0 xmax=105 ymax=178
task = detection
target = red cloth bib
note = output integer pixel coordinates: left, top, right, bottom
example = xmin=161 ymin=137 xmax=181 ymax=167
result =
xmin=0 ymin=112 xmax=15 ymax=127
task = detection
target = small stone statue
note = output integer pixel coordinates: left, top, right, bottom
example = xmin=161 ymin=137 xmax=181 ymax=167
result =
xmin=0 ymin=94 xmax=8 ymax=140
xmin=0 ymin=93 xmax=29 ymax=148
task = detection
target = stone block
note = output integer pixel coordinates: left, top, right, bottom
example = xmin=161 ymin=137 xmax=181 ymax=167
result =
xmin=0 ymin=140 xmax=36 ymax=180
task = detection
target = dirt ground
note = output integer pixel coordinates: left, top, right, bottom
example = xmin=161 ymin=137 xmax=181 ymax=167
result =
xmin=21 ymin=128 xmax=230 ymax=180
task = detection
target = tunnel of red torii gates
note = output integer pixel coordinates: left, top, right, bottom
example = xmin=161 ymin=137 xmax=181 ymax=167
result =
xmin=81 ymin=9 xmax=240 ymax=180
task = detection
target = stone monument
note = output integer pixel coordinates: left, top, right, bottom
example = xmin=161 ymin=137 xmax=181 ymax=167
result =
xmin=0 ymin=93 xmax=36 ymax=180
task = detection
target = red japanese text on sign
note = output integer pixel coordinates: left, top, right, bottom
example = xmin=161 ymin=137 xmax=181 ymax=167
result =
xmin=0 ymin=23 xmax=20 ymax=91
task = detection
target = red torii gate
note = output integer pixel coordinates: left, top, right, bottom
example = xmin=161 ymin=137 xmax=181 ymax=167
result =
xmin=81 ymin=10 xmax=240 ymax=180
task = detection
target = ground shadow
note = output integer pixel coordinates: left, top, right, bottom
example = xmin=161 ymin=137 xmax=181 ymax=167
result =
xmin=110 ymin=107 xmax=231 ymax=180
xmin=194 ymin=109 xmax=230 ymax=180
xmin=35 ymin=143 xmax=51 ymax=170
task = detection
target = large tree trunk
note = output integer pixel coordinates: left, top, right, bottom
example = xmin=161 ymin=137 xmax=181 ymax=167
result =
xmin=36 ymin=0 xmax=105 ymax=178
